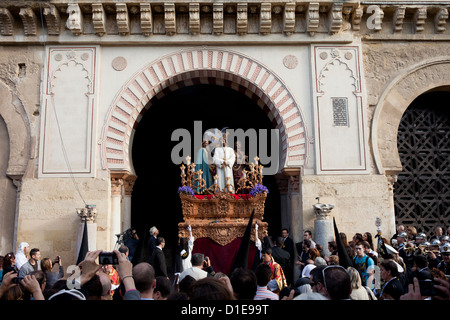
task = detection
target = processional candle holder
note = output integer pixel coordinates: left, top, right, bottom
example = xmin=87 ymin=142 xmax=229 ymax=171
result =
xmin=180 ymin=154 xmax=265 ymax=194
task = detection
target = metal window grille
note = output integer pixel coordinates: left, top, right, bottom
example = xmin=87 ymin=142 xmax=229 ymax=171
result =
xmin=394 ymin=107 xmax=450 ymax=234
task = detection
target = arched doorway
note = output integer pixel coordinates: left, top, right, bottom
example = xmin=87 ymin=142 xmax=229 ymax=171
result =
xmin=394 ymin=89 xmax=450 ymax=235
xmin=131 ymin=83 xmax=281 ymax=272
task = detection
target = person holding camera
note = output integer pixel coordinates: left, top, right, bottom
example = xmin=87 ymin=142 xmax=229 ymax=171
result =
xmin=178 ymin=253 xmax=215 ymax=282
xmin=0 ymin=271 xmax=45 ymax=300
xmin=41 ymin=256 xmax=64 ymax=290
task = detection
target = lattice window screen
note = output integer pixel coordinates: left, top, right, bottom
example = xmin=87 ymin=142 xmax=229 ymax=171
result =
xmin=394 ymin=108 xmax=450 ymax=234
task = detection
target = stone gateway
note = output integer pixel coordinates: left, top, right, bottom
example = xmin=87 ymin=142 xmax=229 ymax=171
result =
xmin=0 ymin=1 xmax=449 ymax=275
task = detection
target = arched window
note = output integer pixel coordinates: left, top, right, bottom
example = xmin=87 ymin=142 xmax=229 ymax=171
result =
xmin=394 ymin=91 xmax=450 ymax=234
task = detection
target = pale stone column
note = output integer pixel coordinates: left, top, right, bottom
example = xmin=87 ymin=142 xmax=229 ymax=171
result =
xmin=76 ymin=205 xmax=97 ymax=254
xmin=313 ymin=201 xmax=335 ymax=257
xmin=12 ymin=178 xmax=22 ymax=254
xmin=122 ymin=175 xmax=137 ymax=231
xmin=110 ymin=177 xmax=123 ymax=250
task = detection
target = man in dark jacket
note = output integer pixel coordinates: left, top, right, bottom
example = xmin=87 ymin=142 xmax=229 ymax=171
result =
xmin=412 ymin=254 xmax=433 ymax=281
xmin=151 ymin=237 xmax=168 ymax=279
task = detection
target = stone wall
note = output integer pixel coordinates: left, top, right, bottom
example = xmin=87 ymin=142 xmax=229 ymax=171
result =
xmin=16 ymin=177 xmax=110 ymax=265
xmin=0 ymin=116 xmax=16 ymax=253
xmin=0 ymin=46 xmax=42 ymax=254
xmin=363 ymin=42 xmax=450 ymax=175
xmin=301 ymin=174 xmax=396 ymax=242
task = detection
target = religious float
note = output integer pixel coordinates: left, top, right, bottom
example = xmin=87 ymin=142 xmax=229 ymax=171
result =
xmin=177 ymin=155 xmax=269 ymax=274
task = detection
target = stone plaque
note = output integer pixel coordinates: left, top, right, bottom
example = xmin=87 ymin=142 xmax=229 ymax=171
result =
xmin=332 ymin=97 xmax=349 ymax=127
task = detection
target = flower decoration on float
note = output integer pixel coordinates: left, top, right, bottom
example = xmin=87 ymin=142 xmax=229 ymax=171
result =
xmin=249 ymin=183 xmax=269 ymax=197
xmin=178 ymin=185 xmax=195 ymax=197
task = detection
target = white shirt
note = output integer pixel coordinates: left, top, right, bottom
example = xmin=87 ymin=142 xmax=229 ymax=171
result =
xmin=179 ymin=266 xmax=208 ymax=281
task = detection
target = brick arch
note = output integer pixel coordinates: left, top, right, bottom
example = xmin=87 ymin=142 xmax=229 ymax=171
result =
xmin=101 ymin=48 xmax=307 ymax=173
xmin=372 ymin=57 xmax=450 ymax=175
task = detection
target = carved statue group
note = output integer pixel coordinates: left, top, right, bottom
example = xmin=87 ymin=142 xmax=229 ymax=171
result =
xmin=181 ymin=127 xmax=263 ymax=195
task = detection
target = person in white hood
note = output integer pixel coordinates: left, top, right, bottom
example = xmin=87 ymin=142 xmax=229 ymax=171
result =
xmin=15 ymin=242 xmax=30 ymax=270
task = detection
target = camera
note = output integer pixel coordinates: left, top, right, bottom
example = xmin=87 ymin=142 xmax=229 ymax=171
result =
xmin=98 ymin=252 xmax=119 ymax=265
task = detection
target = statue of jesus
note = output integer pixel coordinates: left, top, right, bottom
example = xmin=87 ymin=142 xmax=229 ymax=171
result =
xmin=213 ymin=137 xmax=235 ymax=193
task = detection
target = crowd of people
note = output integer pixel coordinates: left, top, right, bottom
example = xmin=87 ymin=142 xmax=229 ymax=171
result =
xmin=0 ymin=224 xmax=449 ymax=301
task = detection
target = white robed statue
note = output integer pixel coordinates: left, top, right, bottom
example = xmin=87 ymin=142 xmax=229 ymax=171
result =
xmin=213 ymin=136 xmax=235 ymax=192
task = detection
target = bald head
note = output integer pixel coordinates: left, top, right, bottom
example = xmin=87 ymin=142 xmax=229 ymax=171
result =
xmin=98 ymin=272 xmax=112 ymax=299
xmin=133 ymin=262 xmax=156 ymax=293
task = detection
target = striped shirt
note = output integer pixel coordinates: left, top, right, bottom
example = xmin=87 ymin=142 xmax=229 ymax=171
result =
xmin=254 ymin=286 xmax=279 ymax=300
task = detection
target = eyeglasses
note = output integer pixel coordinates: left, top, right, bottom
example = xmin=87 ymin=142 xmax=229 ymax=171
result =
xmin=322 ymin=265 xmax=346 ymax=292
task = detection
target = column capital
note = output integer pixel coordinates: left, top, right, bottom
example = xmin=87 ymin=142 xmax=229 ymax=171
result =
xmin=281 ymin=168 xmax=300 ymax=193
xmin=111 ymin=177 xmax=124 ymax=196
xmin=124 ymin=175 xmax=137 ymax=196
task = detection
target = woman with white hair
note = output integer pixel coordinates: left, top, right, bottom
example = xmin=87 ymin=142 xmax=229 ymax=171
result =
xmin=14 ymin=242 xmax=30 ymax=270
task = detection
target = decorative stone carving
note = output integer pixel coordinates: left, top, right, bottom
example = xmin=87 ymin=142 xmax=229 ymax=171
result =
xmin=393 ymin=7 xmax=406 ymax=33
xmin=283 ymin=55 xmax=298 ymax=69
xmin=328 ymin=3 xmax=343 ymax=34
xmin=66 ymin=3 xmax=83 ymax=36
xmin=313 ymin=202 xmax=334 ymax=220
xmin=283 ymin=2 xmax=296 ymax=36
xmin=43 ymin=4 xmax=61 ymax=35
xmin=435 ymin=8 xmax=448 ymax=33
xmin=165 ymin=3 xmax=176 ymax=36
xmin=307 ymin=3 xmax=320 ymax=36
xmin=111 ymin=177 xmax=123 ymax=196
xmin=92 ymin=3 xmax=106 ymax=36
xmin=189 ymin=3 xmax=200 ymax=35
xmin=275 ymin=174 xmax=289 ymax=194
xmin=178 ymin=192 xmax=268 ymax=246
xmin=288 ymin=175 xmax=300 ymax=193
xmin=237 ymin=3 xmax=248 ymax=35
xmin=260 ymin=3 xmax=271 ymax=35
xmin=116 ymin=3 xmax=130 ymax=35
xmin=19 ymin=7 xmax=38 ymax=36
xmin=124 ymin=175 xmax=137 ymax=196
xmin=112 ymin=56 xmax=127 ymax=71
xmin=414 ymin=7 xmax=427 ymax=33
xmin=140 ymin=3 xmax=152 ymax=36
xmin=213 ymin=2 xmax=224 ymax=35
xmin=0 ymin=8 xmax=14 ymax=36
xmin=351 ymin=5 xmax=363 ymax=31
xmin=386 ymin=174 xmax=398 ymax=193
xmin=0 ymin=1 xmax=449 ymax=39
xmin=77 ymin=205 xmax=98 ymax=222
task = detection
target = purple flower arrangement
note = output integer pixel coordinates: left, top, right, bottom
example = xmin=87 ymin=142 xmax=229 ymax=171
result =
xmin=249 ymin=184 xmax=269 ymax=196
xmin=178 ymin=185 xmax=195 ymax=196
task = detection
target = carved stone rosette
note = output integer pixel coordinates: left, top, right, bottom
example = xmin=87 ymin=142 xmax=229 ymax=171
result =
xmin=178 ymin=192 xmax=268 ymax=246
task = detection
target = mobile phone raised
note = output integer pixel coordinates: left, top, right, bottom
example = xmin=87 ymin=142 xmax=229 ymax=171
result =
xmin=98 ymin=252 xmax=119 ymax=265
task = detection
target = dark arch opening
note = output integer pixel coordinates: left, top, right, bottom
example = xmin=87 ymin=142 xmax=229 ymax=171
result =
xmin=130 ymin=83 xmax=281 ymax=272
xmin=394 ymin=90 xmax=450 ymax=236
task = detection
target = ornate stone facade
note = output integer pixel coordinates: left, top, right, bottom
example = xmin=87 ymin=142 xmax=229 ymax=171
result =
xmin=0 ymin=0 xmax=449 ymax=264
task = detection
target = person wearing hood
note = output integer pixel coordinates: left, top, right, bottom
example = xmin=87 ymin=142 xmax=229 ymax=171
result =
xmin=15 ymin=242 xmax=30 ymax=270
